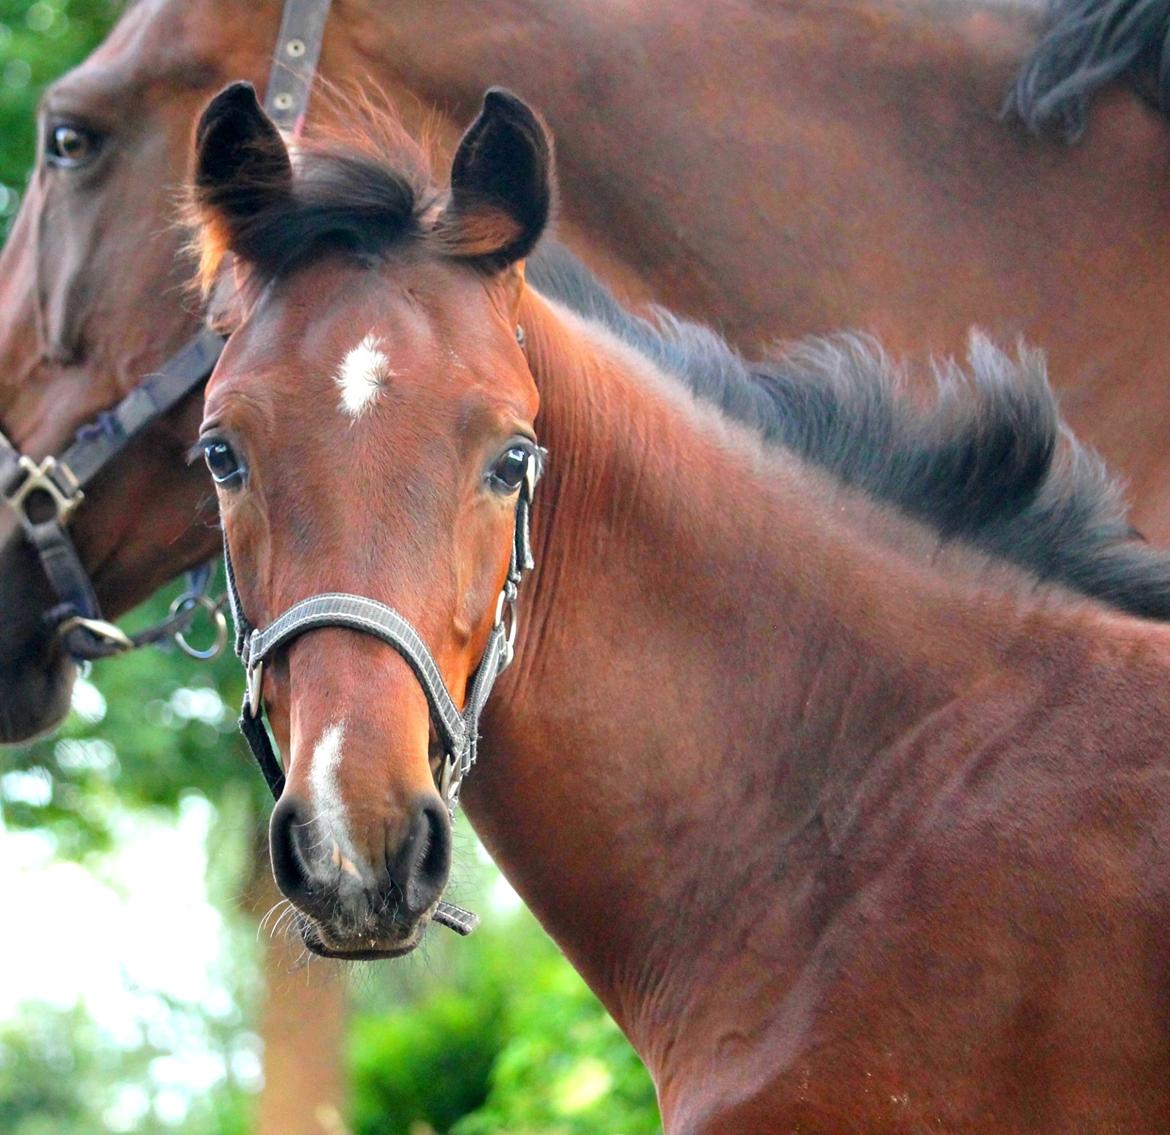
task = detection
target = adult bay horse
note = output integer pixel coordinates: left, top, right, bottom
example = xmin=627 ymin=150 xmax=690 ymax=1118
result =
xmin=5 ymin=0 xmax=1170 ymax=743
xmin=190 ymin=82 xmax=1170 ymax=1132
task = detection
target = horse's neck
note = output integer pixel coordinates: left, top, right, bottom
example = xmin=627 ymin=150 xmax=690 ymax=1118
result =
xmin=463 ymin=292 xmax=1019 ymax=1083
xmin=327 ymin=0 xmax=1048 ymax=340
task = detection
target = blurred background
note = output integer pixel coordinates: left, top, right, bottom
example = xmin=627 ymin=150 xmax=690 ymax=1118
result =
xmin=0 ymin=2 xmax=658 ymax=1132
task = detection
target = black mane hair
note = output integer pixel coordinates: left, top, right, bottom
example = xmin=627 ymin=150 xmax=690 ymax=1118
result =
xmin=1006 ymin=0 xmax=1170 ymax=139
xmin=528 ymin=244 xmax=1170 ymax=621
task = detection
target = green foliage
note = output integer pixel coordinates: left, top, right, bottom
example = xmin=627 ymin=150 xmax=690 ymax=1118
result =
xmin=0 ymin=1003 xmax=252 ymax=1135
xmin=349 ymin=989 xmax=502 ymax=1135
xmin=350 ymin=911 xmax=660 ymax=1135
xmin=0 ymin=0 xmax=120 ymax=234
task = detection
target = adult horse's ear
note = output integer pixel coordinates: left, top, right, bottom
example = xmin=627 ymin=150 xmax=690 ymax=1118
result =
xmin=192 ymin=82 xmax=292 ymax=290
xmin=435 ymin=88 xmax=554 ymax=269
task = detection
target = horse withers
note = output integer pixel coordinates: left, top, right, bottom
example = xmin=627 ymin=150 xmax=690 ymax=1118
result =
xmin=188 ymin=83 xmax=1170 ymax=1132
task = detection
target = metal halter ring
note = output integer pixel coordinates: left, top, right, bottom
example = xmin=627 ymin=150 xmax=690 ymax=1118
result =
xmin=170 ymin=592 xmax=229 ymax=660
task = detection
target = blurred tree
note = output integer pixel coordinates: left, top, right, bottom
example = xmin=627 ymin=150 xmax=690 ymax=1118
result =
xmin=0 ymin=0 xmax=122 ymax=236
xmin=0 ymin=1002 xmax=251 ymax=1135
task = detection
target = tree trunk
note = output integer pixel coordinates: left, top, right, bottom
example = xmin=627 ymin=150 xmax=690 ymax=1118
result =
xmin=243 ymin=836 xmax=348 ymax=1135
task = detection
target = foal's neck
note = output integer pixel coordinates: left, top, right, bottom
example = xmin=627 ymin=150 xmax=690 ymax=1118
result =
xmin=462 ymin=293 xmax=1026 ymax=1090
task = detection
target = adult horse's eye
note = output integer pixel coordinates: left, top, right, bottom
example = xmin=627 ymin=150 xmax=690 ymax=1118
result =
xmin=45 ymin=123 xmax=101 ymax=169
xmin=202 ymin=440 xmax=245 ymax=488
xmin=488 ymin=445 xmax=532 ymax=494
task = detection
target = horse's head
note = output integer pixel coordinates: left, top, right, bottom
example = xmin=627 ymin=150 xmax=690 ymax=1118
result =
xmin=193 ymin=84 xmax=552 ymax=956
xmin=0 ymin=0 xmax=284 ymax=741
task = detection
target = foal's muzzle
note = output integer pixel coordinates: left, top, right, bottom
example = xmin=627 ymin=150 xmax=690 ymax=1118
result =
xmin=270 ymin=790 xmax=454 ymax=958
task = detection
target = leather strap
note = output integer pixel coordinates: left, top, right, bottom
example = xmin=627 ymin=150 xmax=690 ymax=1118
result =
xmin=264 ymin=0 xmax=334 ymax=135
xmin=62 ymin=326 xmax=226 ymax=490
xmin=0 ymin=0 xmax=334 ymax=661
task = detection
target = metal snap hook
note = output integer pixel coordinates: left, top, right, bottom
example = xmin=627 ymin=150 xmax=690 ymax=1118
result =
xmin=246 ymin=659 xmax=265 ymax=720
xmin=56 ymin=614 xmax=134 ymax=653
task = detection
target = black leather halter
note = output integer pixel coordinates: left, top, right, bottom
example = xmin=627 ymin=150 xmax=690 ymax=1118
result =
xmin=0 ymin=0 xmax=334 ymax=662
xmin=224 ymin=440 xmax=545 ymax=937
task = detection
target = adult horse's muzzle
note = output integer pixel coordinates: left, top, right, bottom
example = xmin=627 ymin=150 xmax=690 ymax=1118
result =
xmin=0 ymin=510 xmax=76 ymax=743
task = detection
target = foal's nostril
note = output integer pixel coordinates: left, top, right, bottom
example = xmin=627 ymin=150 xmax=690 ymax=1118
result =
xmin=391 ymin=796 xmax=452 ymax=915
xmin=270 ymin=794 xmax=319 ymax=903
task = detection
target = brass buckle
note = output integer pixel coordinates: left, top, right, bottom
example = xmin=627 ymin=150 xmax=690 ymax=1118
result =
xmin=5 ymin=455 xmax=84 ymax=528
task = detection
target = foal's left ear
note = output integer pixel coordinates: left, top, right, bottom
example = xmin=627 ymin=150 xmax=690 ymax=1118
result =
xmin=191 ymin=82 xmax=293 ymax=290
xmin=435 ymin=88 xmax=554 ymax=270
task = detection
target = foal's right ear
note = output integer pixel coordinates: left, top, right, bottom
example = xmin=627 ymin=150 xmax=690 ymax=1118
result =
xmin=192 ymin=82 xmax=292 ymax=289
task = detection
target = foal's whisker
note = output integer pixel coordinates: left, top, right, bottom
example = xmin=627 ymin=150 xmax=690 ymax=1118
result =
xmin=258 ymin=898 xmax=290 ymax=939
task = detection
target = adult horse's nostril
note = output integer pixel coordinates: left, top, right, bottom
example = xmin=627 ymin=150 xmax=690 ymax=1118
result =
xmin=270 ymin=794 xmax=320 ymax=904
xmin=391 ymin=796 xmax=452 ymax=916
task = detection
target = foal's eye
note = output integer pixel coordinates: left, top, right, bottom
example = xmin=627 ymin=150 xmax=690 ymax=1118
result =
xmin=45 ymin=123 xmax=101 ymax=169
xmin=202 ymin=440 xmax=245 ymax=488
xmin=487 ymin=444 xmax=533 ymax=494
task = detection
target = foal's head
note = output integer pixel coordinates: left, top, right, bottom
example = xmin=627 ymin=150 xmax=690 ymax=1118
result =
xmin=193 ymin=84 xmax=552 ymax=956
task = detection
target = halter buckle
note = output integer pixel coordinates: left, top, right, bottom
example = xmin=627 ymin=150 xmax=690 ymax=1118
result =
xmin=439 ymin=750 xmax=465 ymax=814
xmin=493 ymin=587 xmax=518 ymax=669
xmin=4 ymin=455 xmax=84 ymax=530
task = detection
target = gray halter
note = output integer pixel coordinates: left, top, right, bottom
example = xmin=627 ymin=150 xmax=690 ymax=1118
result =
xmin=223 ymin=446 xmax=544 ymax=936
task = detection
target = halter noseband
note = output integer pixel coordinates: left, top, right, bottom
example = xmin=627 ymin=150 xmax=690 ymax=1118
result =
xmin=0 ymin=0 xmax=333 ymax=662
xmin=224 ymin=439 xmax=544 ymax=936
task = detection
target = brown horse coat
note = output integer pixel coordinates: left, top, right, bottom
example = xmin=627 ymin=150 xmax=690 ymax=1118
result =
xmin=4 ymin=0 xmax=1170 ymax=745
xmin=190 ymin=86 xmax=1170 ymax=1133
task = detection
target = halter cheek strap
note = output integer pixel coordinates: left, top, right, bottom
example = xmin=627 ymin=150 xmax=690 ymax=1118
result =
xmin=224 ymin=446 xmax=545 ymax=936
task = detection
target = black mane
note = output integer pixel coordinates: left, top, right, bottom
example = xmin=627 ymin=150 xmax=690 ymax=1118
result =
xmin=528 ymin=244 xmax=1170 ymax=621
xmin=1007 ymin=0 xmax=1170 ymax=138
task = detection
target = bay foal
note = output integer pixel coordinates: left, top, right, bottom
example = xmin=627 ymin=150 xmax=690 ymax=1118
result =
xmin=191 ymin=85 xmax=1170 ymax=1132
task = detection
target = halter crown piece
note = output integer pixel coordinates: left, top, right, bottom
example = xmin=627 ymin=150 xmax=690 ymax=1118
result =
xmin=223 ymin=431 xmax=544 ymax=938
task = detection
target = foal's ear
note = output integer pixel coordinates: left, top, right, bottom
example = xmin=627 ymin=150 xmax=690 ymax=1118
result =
xmin=192 ymin=82 xmax=292 ymax=290
xmin=435 ymin=88 xmax=554 ymax=269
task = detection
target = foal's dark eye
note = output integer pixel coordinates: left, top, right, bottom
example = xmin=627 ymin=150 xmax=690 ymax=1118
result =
xmin=202 ymin=440 xmax=245 ymax=488
xmin=488 ymin=445 xmax=533 ymax=494
xmin=45 ymin=123 xmax=101 ymax=169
